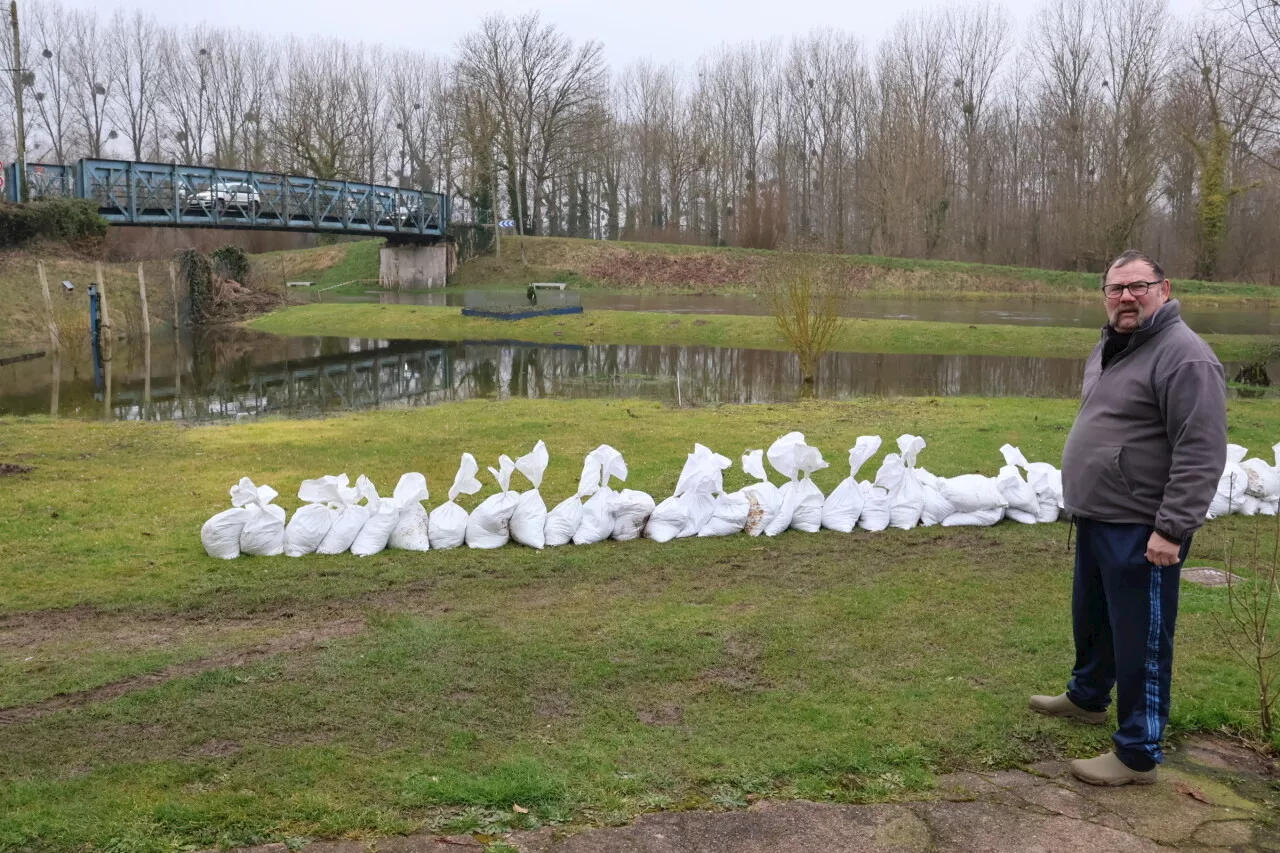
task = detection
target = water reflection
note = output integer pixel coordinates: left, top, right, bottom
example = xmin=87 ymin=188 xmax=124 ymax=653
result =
xmin=0 ymin=327 xmax=1100 ymax=421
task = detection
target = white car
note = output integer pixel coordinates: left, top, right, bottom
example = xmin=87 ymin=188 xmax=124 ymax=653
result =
xmin=187 ymin=182 xmax=261 ymax=215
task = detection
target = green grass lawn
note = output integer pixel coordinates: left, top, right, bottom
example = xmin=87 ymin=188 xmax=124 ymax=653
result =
xmin=2 ymin=397 xmax=1279 ymax=851
xmin=248 ymin=303 xmax=1272 ymax=363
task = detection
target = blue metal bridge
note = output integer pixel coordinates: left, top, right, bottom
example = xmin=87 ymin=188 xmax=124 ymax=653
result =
xmin=4 ymin=159 xmax=449 ymax=240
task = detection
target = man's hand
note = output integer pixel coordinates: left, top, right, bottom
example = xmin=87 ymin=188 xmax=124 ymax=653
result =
xmin=1146 ymin=531 xmax=1181 ymax=567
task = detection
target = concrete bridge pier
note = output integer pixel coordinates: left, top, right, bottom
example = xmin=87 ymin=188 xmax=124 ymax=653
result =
xmin=379 ymin=240 xmax=454 ymax=289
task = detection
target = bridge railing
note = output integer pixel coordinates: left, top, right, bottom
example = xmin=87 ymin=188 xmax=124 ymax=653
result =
xmin=5 ymin=159 xmax=449 ymax=238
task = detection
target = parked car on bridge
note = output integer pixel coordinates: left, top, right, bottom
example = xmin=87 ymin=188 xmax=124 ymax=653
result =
xmin=185 ymin=182 xmax=260 ymax=215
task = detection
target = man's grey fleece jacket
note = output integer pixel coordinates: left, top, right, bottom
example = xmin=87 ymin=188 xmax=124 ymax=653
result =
xmin=1061 ymin=300 xmax=1227 ymax=543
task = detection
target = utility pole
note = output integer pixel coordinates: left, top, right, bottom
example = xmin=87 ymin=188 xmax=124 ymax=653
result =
xmin=9 ymin=1 xmax=25 ymax=202
xmin=491 ymin=145 xmax=501 ymax=259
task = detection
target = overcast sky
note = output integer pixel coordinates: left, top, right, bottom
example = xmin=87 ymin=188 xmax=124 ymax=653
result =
xmin=49 ymin=0 xmax=1214 ymax=68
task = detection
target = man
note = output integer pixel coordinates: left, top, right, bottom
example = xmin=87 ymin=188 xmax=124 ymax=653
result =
xmin=1030 ymin=249 xmax=1227 ymax=787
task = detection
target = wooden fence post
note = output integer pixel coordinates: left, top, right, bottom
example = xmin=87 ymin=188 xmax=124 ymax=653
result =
xmin=95 ymin=262 xmax=112 ymax=362
xmin=36 ymin=260 xmax=58 ymax=352
xmin=169 ymin=261 xmax=180 ymax=330
xmin=139 ymin=264 xmax=152 ymax=408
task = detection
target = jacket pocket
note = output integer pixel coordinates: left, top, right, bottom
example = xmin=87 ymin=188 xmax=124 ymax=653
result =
xmin=1081 ymin=444 xmax=1135 ymax=500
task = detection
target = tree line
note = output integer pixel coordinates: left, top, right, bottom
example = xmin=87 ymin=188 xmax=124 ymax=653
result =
xmin=1 ymin=0 xmax=1277 ymax=281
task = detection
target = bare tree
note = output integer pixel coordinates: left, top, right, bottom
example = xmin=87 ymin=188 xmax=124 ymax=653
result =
xmin=1171 ymin=23 xmax=1267 ymax=279
xmin=67 ymin=8 xmax=113 ymax=157
xmin=271 ymin=38 xmax=364 ymax=179
xmin=457 ymin=13 xmax=607 ymax=235
xmin=159 ymin=26 xmax=215 ymax=163
xmin=23 ymin=0 xmax=74 ymax=163
xmin=108 ymin=9 xmax=160 ymax=161
xmin=207 ymin=28 xmax=272 ymax=169
xmin=945 ymin=4 xmax=1011 ymax=261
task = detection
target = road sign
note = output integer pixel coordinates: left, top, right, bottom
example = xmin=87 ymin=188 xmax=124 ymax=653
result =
xmin=497 ymin=218 xmax=515 ymax=228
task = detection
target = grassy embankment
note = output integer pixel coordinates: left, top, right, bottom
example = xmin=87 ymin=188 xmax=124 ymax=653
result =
xmin=250 ymin=302 xmax=1272 ymax=363
xmin=0 ymin=246 xmax=320 ymax=350
xmin=303 ymin=235 xmax=1279 ymax=304
xmin=3 ymin=397 xmax=1280 ymax=850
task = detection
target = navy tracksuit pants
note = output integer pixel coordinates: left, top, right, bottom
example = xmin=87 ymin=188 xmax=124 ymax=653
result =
xmin=1066 ymin=518 xmax=1189 ymax=772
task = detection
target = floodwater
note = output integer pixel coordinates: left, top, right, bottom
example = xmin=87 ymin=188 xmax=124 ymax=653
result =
xmin=1 ymin=327 xmax=1101 ymax=422
xmin=328 ymin=288 xmax=1280 ymax=335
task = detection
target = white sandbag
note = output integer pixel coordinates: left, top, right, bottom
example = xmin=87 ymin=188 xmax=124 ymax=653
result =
xmin=1021 ymin=460 xmax=1064 ymax=524
xmin=1240 ymin=495 xmax=1263 ymax=516
xmin=1209 ymin=444 xmax=1250 ymax=519
xmin=699 ymin=491 xmax=752 ymax=537
xmin=285 ymin=475 xmax=344 ymax=557
xmin=235 ymin=480 xmax=286 ymax=557
xmin=646 ymin=444 xmax=730 ymax=543
xmin=739 ymin=449 xmax=782 ymax=537
xmin=546 ymin=451 xmax=600 ymax=546
xmin=576 ymin=490 xmax=614 ymax=545
xmin=764 ymin=432 xmax=829 ymax=536
xmin=201 ymin=477 xmax=270 ymax=559
xmin=1002 ymin=445 xmax=1065 ymax=523
xmin=1242 ymin=443 xmax=1280 ymax=500
xmin=316 ymin=474 xmax=369 ymax=555
xmin=646 ymin=496 xmax=688 ymax=543
xmin=511 ymin=441 xmax=549 ymax=549
xmin=573 ymin=445 xmax=629 ymax=545
xmin=611 ymin=489 xmax=655 ymax=541
xmin=466 ymin=456 xmax=520 ymax=549
xmin=202 ymin=508 xmax=246 ymax=560
xmin=937 ymin=474 xmax=1008 ymax=515
xmin=873 ymin=434 xmax=927 ymax=530
xmin=942 ymin=507 xmax=1005 ymax=527
xmin=545 ymin=495 xmax=585 ymax=546
xmin=351 ymin=475 xmax=402 ymax=557
xmin=822 ymin=436 xmax=883 ymax=533
xmin=782 ymin=478 xmax=826 ymax=533
xmin=284 ymin=504 xmax=332 ymax=557
xmin=388 ymin=472 xmax=431 ymax=551
xmin=856 ymin=481 xmax=891 ymax=532
xmin=428 ymin=453 xmax=483 ymax=550
xmin=240 ymin=504 xmax=286 ymax=557
xmin=1263 ymin=497 xmax=1280 ymax=516
xmin=917 ymin=470 xmax=957 ymax=528
xmin=996 ymin=445 xmax=1040 ymax=524
xmin=676 ymin=445 xmax=731 ymax=537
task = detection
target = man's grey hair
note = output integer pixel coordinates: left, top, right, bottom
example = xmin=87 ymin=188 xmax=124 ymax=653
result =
xmin=1104 ymin=249 xmax=1166 ymax=283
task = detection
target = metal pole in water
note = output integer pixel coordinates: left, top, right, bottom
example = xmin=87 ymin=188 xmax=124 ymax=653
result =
xmin=88 ymin=283 xmax=102 ymax=391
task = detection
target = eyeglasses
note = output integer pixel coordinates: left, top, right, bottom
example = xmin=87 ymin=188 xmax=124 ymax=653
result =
xmin=1101 ymin=280 xmax=1162 ymax=299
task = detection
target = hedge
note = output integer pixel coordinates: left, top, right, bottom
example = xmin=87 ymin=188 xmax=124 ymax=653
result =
xmin=0 ymin=198 xmax=108 ymax=247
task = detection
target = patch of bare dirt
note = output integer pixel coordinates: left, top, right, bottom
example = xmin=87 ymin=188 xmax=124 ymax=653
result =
xmin=0 ymin=604 xmax=324 ymax=651
xmin=189 ymin=738 xmax=244 ymax=759
xmin=636 ymin=704 xmax=684 ymax=727
xmin=0 ymin=617 xmax=365 ymax=726
xmin=0 ymin=462 xmax=33 ymax=476
xmin=1179 ymin=735 xmax=1278 ymax=777
xmin=535 ymin=690 xmax=576 ymax=720
xmin=698 ymin=634 xmax=773 ymax=692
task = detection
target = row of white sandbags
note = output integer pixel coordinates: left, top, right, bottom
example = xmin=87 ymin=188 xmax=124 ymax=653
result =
xmin=200 ymin=433 xmax=1065 ymax=559
xmin=1209 ymin=443 xmax=1280 ymax=518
